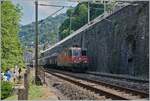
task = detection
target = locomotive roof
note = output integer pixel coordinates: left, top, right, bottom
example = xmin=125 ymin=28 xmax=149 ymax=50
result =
xmin=41 ymin=13 xmax=106 ymax=54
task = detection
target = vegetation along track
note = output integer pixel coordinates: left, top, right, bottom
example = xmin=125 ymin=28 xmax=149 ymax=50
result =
xmin=44 ymin=68 xmax=149 ymax=100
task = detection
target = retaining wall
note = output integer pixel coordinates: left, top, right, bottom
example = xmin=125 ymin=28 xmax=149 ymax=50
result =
xmin=43 ymin=2 xmax=149 ymax=78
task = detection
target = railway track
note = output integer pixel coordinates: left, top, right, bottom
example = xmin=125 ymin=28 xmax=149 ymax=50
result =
xmin=86 ymin=71 xmax=149 ymax=83
xmin=44 ymin=68 xmax=149 ymax=100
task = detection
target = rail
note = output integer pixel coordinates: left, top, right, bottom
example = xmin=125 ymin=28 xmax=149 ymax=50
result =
xmin=86 ymin=71 xmax=149 ymax=83
xmin=44 ymin=68 xmax=149 ymax=100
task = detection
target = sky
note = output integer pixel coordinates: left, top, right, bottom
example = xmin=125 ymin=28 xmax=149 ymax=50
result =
xmin=12 ymin=0 xmax=78 ymax=25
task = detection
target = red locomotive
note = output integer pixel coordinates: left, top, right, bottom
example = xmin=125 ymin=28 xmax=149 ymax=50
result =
xmin=39 ymin=46 xmax=89 ymax=72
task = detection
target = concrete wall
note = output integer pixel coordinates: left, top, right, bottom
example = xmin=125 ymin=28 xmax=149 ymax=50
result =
xmin=44 ymin=2 xmax=149 ymax=78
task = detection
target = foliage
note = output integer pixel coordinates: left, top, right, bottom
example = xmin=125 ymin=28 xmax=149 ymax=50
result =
xmin=1 ymin=81 xmax=13 ymax=99
xmin=1 ymin=0 xmax=25 ymax=70
xmin=106 ymin=0 xmax=117 ymax=12
xmin=59 ymin=2 xmax=104 ymax=39
xmin=90 ymin=3 xmax=104 ymax=20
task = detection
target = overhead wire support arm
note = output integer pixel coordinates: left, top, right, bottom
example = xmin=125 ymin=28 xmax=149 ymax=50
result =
xmin=50 ymin=7 xmax=65 ymax=16
xmin=38 ymin=4 xmax=73 ymax=8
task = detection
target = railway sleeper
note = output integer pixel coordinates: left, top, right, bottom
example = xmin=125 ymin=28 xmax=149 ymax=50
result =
xmin=50 ymin=72 xmax=131 ymax=100
xmin=45 ymin=69 xmax=149 ymax=99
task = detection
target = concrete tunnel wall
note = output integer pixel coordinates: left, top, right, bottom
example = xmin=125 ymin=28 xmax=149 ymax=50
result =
xmin=44 ymin=2 xmax=149 ymax=78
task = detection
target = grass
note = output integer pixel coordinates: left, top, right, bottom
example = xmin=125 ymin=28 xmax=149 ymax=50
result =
xmin=28 ymin=84 xmax=44 ymax=100
xmin=5 ymin=84 xmax=44 ymax=100
xmin=4 ymin=95 xmax=17 ymax=100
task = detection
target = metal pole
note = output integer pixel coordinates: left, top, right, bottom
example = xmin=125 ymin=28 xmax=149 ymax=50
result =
xmin=70 ymin=14 xmax=72 ymax=34
xmin=88 ymin=2 xmax=90 ymax=24
xmin=104 ymin=0 xmax=106 ymax=14
xmin=35 ymin=1 xmax=38 ymax=84
xmin=57 ymin=32 xmax=60 ymax=42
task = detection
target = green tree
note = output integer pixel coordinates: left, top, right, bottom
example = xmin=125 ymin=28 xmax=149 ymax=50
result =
xmin=1 ymin=0 xmax=25 ymax=70
xmin=59 ymin=2 xmax=104 ymax=40
xmin=106 ymin=0 xmax=117 ymax=12
xmin=66 ymin=8 xmax=74 ymax=17
xmin=90 ymin=3 xmax=104 ymax=20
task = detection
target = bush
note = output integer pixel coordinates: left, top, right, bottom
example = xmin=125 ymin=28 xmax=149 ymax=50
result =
xmin=1 ymin=81 xmax=13 ymax=100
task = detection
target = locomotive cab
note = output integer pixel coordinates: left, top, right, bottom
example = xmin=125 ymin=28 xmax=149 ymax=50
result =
xmin=69 ymin=47 xmax=89 ymax=72
xmin=71 ymin=47 xmax=88 ymax=63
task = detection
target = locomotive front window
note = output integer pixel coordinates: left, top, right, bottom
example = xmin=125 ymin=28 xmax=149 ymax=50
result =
xmin=82 ymin=50 xmax=87 ymax=56
xmin=72 ymin=49 xmax=81 ymax=56
xmin=68 ymin=50 xmax=72 ymax=56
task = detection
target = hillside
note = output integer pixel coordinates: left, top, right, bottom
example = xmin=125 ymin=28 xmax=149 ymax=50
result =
xmin=19 ymin=13 xmax=67 ymax=48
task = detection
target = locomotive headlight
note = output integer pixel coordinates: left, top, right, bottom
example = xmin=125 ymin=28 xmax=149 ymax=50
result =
xmin=74 ymin=60 xmax=77 ymax=63
xmin=74 ymin=60 xmax=80 ymax=63
xmin=84 ymin=60 xmax=87 ymax=63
